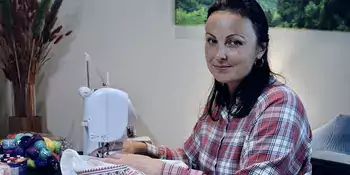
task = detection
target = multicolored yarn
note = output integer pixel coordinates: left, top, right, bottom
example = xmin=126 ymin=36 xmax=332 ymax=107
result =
xmin=0 ymin=132 xmax=61 ymax=170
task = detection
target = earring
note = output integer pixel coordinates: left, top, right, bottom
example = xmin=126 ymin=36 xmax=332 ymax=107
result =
xmin=254 ymin=58 xmax=264 ymax=67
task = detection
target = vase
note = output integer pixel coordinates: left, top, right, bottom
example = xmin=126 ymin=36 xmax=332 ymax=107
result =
xmin=8 ymin=82 xmax=42 ymax=133
xmin=8 ymin=116 xmax=42 ymax=133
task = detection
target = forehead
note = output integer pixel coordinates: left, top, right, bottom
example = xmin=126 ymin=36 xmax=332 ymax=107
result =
xmin=205 ymin=11 xmax=256 ymax=39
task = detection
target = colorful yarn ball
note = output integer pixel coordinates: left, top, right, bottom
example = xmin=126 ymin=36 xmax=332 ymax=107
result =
xmin=34 ymin=159 xmax=47 ymax=167
xmin=7 ymin=134 xmax=16 ymax=139
xmin=53 ymin=141 xmax=61 ymax=154
xmin=18 ymin=136 xmax=32 ymax=149
xmin=14 ymin=133 xmax=24 ymax=143
xmin=52 ymin=153 xmax=60 ymax=161
xmin=39 ymin=148 xmax=52 ymax=160
xmin=43 ymin=137 xmax=55 ymax=152
xmin=23 ymin=133 xmax=33 ymax=137
xmin=3 ymin=149 xmax=13 ymax=155
xmin=13 ymin=147 xmax=25 ymax=156
xmin=27 ymin=158 xmax=36 ymax=169
xmin=30 ymin=134 xmax=44 ymax=144
xmin=47 ymin=156 xmax=59 ymax=170
xmin=2 ymin=139 xmax=16 ymax=149
xmin=1 ymin=132 xmax=62 ymax=171
xmin=34 ymin=140 xmax=46 ymax=150
xmin=26 ymin=147 xmax=39 ymax=159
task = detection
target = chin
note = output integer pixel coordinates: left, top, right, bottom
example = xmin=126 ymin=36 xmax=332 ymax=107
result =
xmin=213 ymin=73 xmax=243 ymax=84
xmin=213 ymin=76 xmax=234 ymax=84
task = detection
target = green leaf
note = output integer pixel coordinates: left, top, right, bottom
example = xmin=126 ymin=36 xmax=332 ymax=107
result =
xmin=0 ymin=0 xmax=13 ymax=35
xmin=32 ymin=0 xmax=52 ymax=38
xmin=42 ymin=0 xmax=63 ymax=43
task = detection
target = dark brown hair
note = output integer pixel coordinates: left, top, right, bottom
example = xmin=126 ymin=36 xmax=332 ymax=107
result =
xmin=204 ymin=0 xmax=273 ymax=119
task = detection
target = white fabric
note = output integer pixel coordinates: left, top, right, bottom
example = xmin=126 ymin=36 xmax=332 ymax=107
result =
xmin=60 ymin=149 xmax=144 ymax=175
xmin=159 ymin=159 xmax=189 ymax=168
xmin=106 ymin=152 xmax=188 ymax=168
xmin=61 ymin=149 xmax=188 ymax=175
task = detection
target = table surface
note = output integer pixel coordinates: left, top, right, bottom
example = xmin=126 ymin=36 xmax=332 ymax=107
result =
xmin=27 ymin=169 xmax=61 ymax=175
xmin=25 ymin=157 xmax=350 ymax=175
xmin=22 ymin=137 xmax=154 ymax=175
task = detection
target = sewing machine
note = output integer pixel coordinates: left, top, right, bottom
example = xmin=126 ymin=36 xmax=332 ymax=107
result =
xmin=79 ymin=86 xmax=133 ymax=156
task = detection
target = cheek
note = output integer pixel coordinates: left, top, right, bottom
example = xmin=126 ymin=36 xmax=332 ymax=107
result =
xmin=228 ymin=49 xmax=255 ymax=74
xmin=205 ymin=45 xmax=215 ymax=62
xmin=238 ymin=59 xmax=254 ymax=75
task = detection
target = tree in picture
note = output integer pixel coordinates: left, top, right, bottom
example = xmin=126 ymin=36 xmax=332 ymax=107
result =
xmin=175 ymin=0 xmax=350 ymax=32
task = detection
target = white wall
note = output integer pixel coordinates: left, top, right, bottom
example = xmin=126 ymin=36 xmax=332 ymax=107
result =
xmin=1 ymin=0 xmax=350 ymax=150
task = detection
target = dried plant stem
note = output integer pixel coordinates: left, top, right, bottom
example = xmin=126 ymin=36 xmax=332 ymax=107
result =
xmin=0 ymin=0 xmax=72 ymax=123
xmin=11 ymin=36 xmax=21 ymax=88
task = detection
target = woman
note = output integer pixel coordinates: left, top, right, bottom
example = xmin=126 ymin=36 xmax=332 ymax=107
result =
xmin=94 ymin=0 xmax=312 ymax=174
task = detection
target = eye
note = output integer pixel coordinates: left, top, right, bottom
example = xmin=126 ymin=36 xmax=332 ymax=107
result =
xmin=207 ymin=38 xmax=217 ymax=45
xmin=226 ymin=39 xmax=243 ymax=47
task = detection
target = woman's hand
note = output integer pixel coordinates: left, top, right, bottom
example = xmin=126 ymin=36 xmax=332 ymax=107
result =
xmin=100 ymin=154 xmax=164 ymax=175
xmin=88 ymin=140 xmax=147 ymax=156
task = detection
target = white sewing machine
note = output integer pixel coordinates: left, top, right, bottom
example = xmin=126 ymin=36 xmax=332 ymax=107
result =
xmin=79 ymin=86 xmax=136 ymax=156
xmin=78 ymin=52 xmax=141 ymax=156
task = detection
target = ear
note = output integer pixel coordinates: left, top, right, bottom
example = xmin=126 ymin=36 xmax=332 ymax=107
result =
xmin=256 ymin=42 xmax=267 ymax=59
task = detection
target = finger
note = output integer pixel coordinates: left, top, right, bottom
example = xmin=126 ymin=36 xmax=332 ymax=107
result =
xmin=107 ymin=152 xmax=123 ymax=159
xmin=109 ymin=142 xmax=124 ymax=151
xmin=87 ymin=158 xmax=108 ymax=166
xmin=88 ymin=152 xmax=97 ymax=156
xmin=100 ymin=157 xmax=122 ymax=164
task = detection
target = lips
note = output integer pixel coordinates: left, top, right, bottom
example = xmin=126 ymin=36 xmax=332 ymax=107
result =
xmin=213 ymin=65 xmax=232 ymax=69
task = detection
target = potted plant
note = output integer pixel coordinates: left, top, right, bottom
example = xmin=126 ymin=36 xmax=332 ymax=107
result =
xmin=0 ymin=0 xmax=72 ymax=133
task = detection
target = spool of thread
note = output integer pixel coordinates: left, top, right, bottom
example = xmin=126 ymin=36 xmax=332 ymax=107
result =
xmin=52 ymin=153 xmax=60 ymax=161
xmin=27 ymin=159 xmax=35 ymax=169
xmin=47 ymin=156 xmax=59 ymax=170
xmin=23 ymin=133 xmax=33 ymax=137
xmin=13 ymin=147 xmax=25 ymax=156
xmin=18 ymin=136 xmax=32 ymax=149
xmin=34 ymin=159 xmax=46 ymax=167
xmin=14 ymin=133 xmax=24 ymax=144
xmin=30 ymin=134 xmax=43 ymax=144
xmin=43 ymin=137 xmax=55 ymax=152
xmin=3 ymin=149 xmax=13 ymax=156
xmin=25 ymin=147 xmax=39 ymax=159
xmin=53 ymin=141 xmax=61 ymax=154
xmin=2 ymin=139 xmax=16 ymax=150
xmin=7 ymin=134 xmax=16 ymax=139
xmin=34 ymin=140 xmax=46 ymax=150
xmin=39 ymin=148 xmax=52 ymax=160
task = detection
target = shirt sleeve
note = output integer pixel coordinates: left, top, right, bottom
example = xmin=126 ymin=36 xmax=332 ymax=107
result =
xmin=236 ymin=90 xmax=312 ymax=175
xmin=146 ymin=143 xmax=187 ymax=161
xmin=161 ymin=163 xmax=206 ymax=175
xmin=146 ymin=117 xmax=205 ymax=174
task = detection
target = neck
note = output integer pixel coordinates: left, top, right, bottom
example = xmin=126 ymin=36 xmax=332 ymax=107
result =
xmin=227 ymin=82 xmax=239 ymax=95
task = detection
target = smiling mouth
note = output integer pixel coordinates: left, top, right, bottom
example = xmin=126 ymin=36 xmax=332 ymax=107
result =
xmin=213 ymin=65 xmax=232 ymax=69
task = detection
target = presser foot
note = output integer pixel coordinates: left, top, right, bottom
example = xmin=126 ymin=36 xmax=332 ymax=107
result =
xmin=96 ymin=143 xmax=110 ymax=158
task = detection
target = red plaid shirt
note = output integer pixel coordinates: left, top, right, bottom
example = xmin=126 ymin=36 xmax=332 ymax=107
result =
xmin=146 ymin=77 xmax=312 ymax=175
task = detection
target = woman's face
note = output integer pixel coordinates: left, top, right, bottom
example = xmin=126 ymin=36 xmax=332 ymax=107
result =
xmin=205 ymin=11 xmax=265 ymax=87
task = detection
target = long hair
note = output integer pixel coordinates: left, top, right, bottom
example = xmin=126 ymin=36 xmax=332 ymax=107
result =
xmin=204 ymin=0 xmax=274 ymax=120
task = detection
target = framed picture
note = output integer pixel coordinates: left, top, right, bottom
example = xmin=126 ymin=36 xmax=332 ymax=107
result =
xmin=175 ymin=0 xmax=350 ymax=32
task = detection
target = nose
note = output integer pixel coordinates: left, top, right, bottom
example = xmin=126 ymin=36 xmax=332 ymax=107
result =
xmin=216 ymin=44 xmax=227 ymax=60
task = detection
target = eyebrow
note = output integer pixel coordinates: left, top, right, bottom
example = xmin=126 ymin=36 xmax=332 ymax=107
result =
xmin=205 ymin=32 xmax=245 ymax=40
